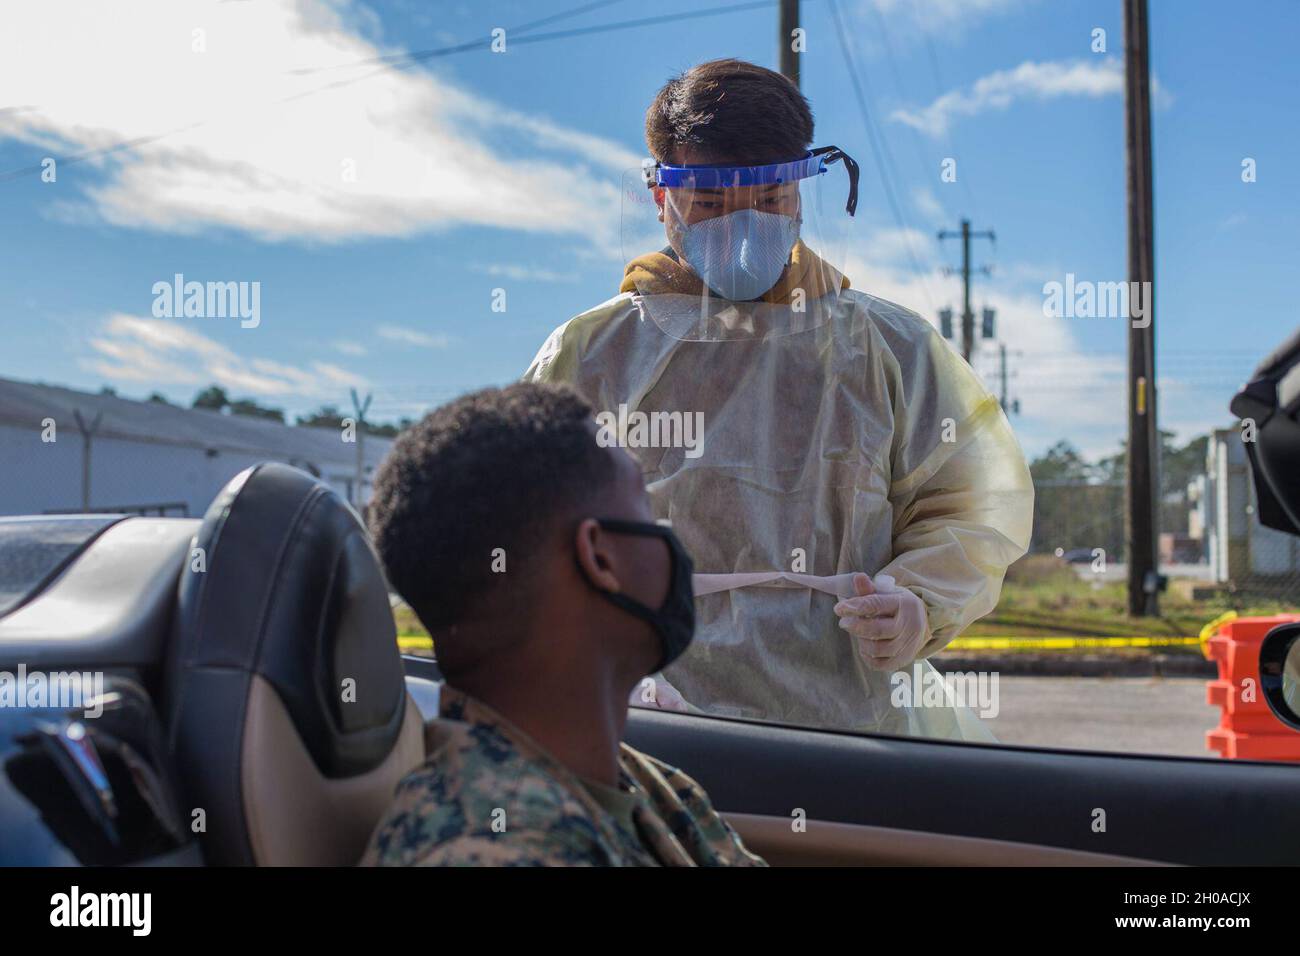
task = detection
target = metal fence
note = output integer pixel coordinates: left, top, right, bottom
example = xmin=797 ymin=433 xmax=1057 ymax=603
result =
xmin=1029 ymin=480 xmax=1126 ymax=563
xmin=1030 ymin=475 xmax=1300 ymax=601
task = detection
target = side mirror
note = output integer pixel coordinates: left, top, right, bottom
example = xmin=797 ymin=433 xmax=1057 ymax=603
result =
xmin=1260 ymin=622 xmax=1300 ymax=731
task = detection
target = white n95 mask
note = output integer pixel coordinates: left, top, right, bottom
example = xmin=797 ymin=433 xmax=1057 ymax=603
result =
xmin=680 ymin=208 xmax=800 ymax=302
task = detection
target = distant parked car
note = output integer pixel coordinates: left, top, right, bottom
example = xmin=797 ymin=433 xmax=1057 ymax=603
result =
xmin=1060 ymin=547 xmax=1096 ymax=564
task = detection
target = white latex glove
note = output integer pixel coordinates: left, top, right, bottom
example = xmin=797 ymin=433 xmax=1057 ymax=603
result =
xmin=834 ymin=572 xmax=931 ymax=671
xmin=629 ymin=674 xmax=690 ymax=712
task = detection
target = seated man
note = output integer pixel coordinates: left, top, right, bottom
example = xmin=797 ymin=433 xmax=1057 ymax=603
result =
xmin=362 ymin=382 xmax=765 ymax=867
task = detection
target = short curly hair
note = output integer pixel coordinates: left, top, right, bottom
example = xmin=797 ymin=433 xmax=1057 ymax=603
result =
xmin=645 ymin=58 xmax=814 ymax=164
xmin=368 ymin=382 xmax=616 ymax=632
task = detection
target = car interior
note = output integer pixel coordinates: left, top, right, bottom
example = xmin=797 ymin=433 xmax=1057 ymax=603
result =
xmin=1 ymin=331 xmax=1298 ymax=866
xmin=3 ymin=440 xmax=1299 ymax=867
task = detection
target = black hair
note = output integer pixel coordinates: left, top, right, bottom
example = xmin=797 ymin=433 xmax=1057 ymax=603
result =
xmin=368 ymin=382 xmax=617 ymax=633
xmin=645 ymin=58 xmax=814 ymax=165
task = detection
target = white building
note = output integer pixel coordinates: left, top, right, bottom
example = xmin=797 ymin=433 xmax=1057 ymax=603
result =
xmin=0 ymin=377 xmax=393 ymax=518
xmin=1199 ymin=427 xmax=1300 ymax=584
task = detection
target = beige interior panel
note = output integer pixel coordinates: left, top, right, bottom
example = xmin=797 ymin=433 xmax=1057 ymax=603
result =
xmin=726 ymin=813 xmax=1169 ymax=867
xmin=241 ymin=675 xmax=425 ymax=866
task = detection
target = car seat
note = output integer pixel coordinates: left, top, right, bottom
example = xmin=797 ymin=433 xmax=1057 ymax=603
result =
xmin=163 ymin=462 xmax=424 ymax=865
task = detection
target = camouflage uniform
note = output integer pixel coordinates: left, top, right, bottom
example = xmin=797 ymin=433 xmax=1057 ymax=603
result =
xmin=364 ymin=686 xmax=766 ymax=867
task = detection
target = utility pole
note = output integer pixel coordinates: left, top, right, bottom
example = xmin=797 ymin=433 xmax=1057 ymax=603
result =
xmin=937 ymin=219 xmax=995 ymax=363
xmin=72 ymin=409 xmax=103 ymax=513
xmin=1124 ymin=0 xmax=1159 ymax=616
xmin=349 ymin=389 xmax=372 ymax=511
xmin=999 ymin=343 xmax=1009 ymax=411
xmin=779 ymin=0 xmax=800 ymax=87
xmin=995 ymin=344 xmax=1023 ymax=415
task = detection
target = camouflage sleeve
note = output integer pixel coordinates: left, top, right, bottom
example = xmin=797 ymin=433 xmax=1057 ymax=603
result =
xmin=646 ymin=760 xmax=768 ymax=867
xmin=677 ymin=779 xmax=767 ymax=867
xmin=407 ymin=826 xmax=609 ymax=868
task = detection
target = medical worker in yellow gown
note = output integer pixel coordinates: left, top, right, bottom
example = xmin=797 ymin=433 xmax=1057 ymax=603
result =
xmin=524 ymin=60 xmax=1033 ymax=739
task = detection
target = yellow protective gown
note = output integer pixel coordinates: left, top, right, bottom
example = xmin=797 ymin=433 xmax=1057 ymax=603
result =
xmin=524 ymin=286 xmax=1033 ymax=739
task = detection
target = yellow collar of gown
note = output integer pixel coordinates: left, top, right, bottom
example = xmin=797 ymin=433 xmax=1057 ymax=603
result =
xmin=619 ymin=240 xmax=850 ymax=305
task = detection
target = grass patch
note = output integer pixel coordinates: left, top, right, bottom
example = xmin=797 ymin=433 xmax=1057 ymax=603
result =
xmin=966 ymin=555 xmax=1293 ymax=639
xmin=393 ymin=603 xmax=428 ymax=638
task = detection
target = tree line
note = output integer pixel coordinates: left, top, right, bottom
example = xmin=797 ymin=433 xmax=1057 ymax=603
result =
xmin=110 ymin=384 xmax=413 ymax=437
xmin=1027 ymin=432 xmax=1210 ymax=557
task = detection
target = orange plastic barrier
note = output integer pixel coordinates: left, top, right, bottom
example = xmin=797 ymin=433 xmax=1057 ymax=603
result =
xmin=1205 ymin=614 xmax=1300 ymax=760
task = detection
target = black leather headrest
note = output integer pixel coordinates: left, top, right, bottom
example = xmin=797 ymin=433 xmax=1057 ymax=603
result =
xmin=165 ymin=461 xmax=406 ymax=790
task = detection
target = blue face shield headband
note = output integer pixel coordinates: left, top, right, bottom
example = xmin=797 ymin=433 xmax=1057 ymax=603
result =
xmin=642 ymin=146 xmax=861 ymax=216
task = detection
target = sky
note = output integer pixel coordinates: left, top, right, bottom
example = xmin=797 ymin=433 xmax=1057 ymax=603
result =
xmin=0 ymin=0 xmax=1296 ymax=463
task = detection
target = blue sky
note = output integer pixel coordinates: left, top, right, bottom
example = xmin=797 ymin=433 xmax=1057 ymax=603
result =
xmin=0 ymin=0 xmax=1296 ymax=462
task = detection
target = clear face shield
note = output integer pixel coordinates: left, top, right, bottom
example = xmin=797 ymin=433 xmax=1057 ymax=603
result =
xmin=620 ymin=147 xmax=860 ymax=340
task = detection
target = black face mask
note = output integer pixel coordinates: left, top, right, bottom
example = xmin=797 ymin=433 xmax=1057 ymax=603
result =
xmin=583 ymin=518 xmax=696 ymax=673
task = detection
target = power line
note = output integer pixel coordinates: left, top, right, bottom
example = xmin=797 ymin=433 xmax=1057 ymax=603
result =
xmin=289 ymin=0 xmax=637 ymax=75
xmin=0 ymin=125 xmax=204 ymax=184
xmin=826 ymin=0 xmax=937 ymax=314
xmin=0 ymin=0 xmax=779 ymax=184
xmin=291 ymin=0 xmax=777 ymax=75
xmin=922 ymin=32 xmax=980 ymax=221
xmin=282 ymin=3 xmax=781 ymax=104
xmin=479 ymin=1 xmax=781 ymax=49
xmin=862 ymin=1 xmax=950 ymax=222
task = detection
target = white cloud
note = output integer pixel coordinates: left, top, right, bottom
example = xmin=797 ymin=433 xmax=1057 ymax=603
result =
xmin=839 ymin=235 xmax=1153 ymax=459
xmin=859 ymin=226 xmax=936 ymax=267
xmin=891 ymin=59 xmax=1127 ymax=138
xmin=332 ymin=339 xmax=367 ymax=356
xmin=865 ymin=0 xmax=1026 ymax=34
xmin=472 ymin=262 xmax=579 ymax=283
xmin=377 ymin=324 xmax=452 ymax=349
xmin=912 ymin=188 xmax=947 ymax=224
xmin=83 ymin=313 xmax=368 ymax=399
xmin=0 ymin=0 xmax=639 ymax=246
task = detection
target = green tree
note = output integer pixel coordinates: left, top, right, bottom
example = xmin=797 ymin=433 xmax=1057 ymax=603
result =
xmin=1028 ymin=440 xmax=1095 ymax=482
xmin=228 ymin=398 xmax=285 ymax=423
xmin=363 ymin=418 xmax=413 ymax=438
xmin=296 ymin=406 xmax=408 ymax=436
xmin=191 ymin=385 xmax=284 ymax=422
xmin=296 ymin=405 xmax=347 ymax=429
xmin=1027 ymin=441 xmax=1123 ymax=558
xmin=192 ymin=385 xmax=230 ymax=411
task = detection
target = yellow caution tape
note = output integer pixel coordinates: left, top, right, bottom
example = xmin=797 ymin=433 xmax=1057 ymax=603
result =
xmin=946 ymin=635 xmax=1202 ymax=651
xmin=1198 ymin=610 xmax=1238 ymax=659
xmin=400 ymin=633 xmax=1203 ymax=653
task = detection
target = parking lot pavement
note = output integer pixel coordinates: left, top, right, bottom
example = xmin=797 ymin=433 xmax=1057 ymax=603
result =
xmin=982 ymin=676 xmax=1217 ymax=758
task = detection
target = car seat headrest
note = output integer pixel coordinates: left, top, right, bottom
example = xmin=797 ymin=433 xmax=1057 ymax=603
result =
xmin=165 ymin=462 xmax=421 ymax=865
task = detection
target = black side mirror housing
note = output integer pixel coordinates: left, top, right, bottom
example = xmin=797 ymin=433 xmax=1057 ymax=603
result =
xmin=1259 ymin=621 xmax=1300 ymax=732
